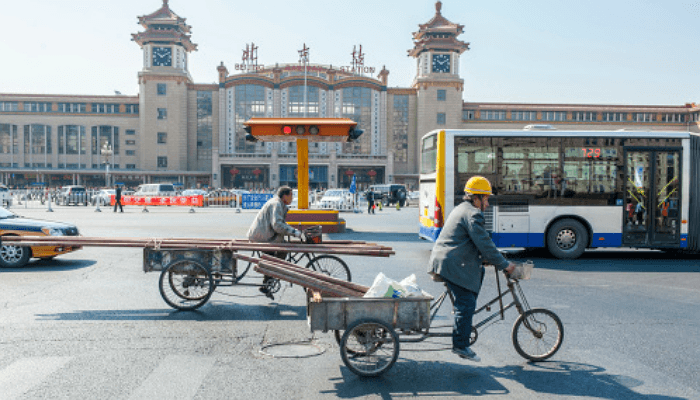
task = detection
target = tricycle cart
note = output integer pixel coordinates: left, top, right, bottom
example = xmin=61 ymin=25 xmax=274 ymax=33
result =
xmin=307 ymin=263 xmax=564 ymax=377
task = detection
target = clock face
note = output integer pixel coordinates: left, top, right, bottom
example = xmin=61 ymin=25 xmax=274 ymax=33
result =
xmin=432 ymin=53 xmax=451 ymax=73
xmin=152 ymin=47 xmax=172 ymax=67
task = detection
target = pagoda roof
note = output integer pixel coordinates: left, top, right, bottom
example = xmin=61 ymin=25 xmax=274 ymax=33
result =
xmin=137 ymin=0 xmax=191 ymax=33
xmin=408 ymin=1 xmax=470 ymax=57
xmin=132 ymin=0 xmax=197 ymax=52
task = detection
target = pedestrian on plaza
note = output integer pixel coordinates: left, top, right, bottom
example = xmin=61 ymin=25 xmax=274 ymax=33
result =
xmin=113 ymin=184 xmax=123 ymax=213
xmin=366 ymin=189 xmax=375 ymax=214
xmin=427 ymin=176 xmax=515 ymax=362
xmin=247 ymin=185 xmax=303 ymax=299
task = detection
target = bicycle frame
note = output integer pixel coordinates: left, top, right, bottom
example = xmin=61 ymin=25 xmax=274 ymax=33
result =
xmin=401 ymin=266 xmax=531 ymax=343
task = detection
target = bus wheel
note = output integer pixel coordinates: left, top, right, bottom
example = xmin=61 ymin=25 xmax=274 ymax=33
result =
xmin=547 ymin=219 xmax=588 ymax=259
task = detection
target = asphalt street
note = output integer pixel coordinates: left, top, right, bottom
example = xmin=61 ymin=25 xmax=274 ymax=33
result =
xmin=0 ymin=204 xmax=699 ymax=399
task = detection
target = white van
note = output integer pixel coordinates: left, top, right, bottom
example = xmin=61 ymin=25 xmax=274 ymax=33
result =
xmin=134 ymin=184 xmax=176 ymax=197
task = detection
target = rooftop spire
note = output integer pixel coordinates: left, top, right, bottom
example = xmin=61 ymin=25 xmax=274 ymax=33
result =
xmin=436 ymin=1 xmax=442 ymax=15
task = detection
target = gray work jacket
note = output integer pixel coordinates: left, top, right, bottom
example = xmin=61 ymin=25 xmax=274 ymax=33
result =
xmin=247 ymin=196 xmax=296 ymax=243
xmin=428 ymin=201 xmax=509 ymax=293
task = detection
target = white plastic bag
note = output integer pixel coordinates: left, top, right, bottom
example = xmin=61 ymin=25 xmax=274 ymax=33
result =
xmin=399 ymin=274 xmax=424 ymax=297
xmin=363 ymin=273 xmax=407 ymax=298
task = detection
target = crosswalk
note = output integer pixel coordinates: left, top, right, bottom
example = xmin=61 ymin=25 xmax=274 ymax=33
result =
xmin=0 ymin=357 xmax=71 ymax=400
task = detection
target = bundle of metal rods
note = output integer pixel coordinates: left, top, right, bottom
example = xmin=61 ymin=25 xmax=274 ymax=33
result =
xmin=235 ymin=253 xmax=369 ymax=298
xmin=0 ymin=236 xmax=395 ymax=257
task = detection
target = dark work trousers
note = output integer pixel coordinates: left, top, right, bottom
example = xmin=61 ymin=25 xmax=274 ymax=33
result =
xmin=114 ymin=198 xmax=123 ymax=212
xmin=368 ymin=200 xmax=375 ymax=214
xmin=261 ymin=250 xmax=288 ymax=286
xmin=444 ymin=268 xmax=484 ymax=349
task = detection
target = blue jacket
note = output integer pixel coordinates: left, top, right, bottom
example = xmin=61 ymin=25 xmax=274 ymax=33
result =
xmin=428 ymin=201 xmax=509 ymax=293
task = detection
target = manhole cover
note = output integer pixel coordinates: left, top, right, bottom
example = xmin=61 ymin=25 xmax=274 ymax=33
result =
xmin=260 ymin=342 xmax=325 ymax=358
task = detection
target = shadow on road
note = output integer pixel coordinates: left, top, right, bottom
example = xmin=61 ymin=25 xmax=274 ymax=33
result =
xmin=504 ymin=249 xmax=700 ymax=273
xmin=327 ymin=360 xmax=685 ymax=399
xmin=35 ymin=302 xmax=307 ymax=322
xmin=0 ymin=259 xmax=96 ymax=272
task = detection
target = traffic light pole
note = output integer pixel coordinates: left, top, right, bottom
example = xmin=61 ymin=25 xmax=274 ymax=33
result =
xmin=296 ymin=138 xmax=309 ymax=210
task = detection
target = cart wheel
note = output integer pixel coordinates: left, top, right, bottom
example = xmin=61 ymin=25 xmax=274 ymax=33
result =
xmin=334 ymin=327 xmax=387 ymax=355
xmin=512 ymin=308 xmax=564 ymax=361
xmin=306 ymin=255 xmax=351 ymax=282
xmin=159 ymin=259 xmax=213 ymax=311
xmin=340 ymin=319 xmax=399 ymax=377
xmin=469 ymin=326 xmax=478 ymax=346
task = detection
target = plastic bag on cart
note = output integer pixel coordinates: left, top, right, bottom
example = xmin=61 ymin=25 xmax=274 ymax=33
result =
xmin=364 ymin=273 xmax=431 ymax=298
xmin=364 ymin=273 xmax=407 ymax=298
xmin=399 ymin=274 xmax=431 ymax=297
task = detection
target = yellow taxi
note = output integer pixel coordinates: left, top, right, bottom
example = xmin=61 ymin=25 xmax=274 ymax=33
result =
xmin=0 ymin=208 xmax=81 ymax=268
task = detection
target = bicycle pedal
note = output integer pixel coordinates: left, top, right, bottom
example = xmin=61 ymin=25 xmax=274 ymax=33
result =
xmin=486 ymin=306 xmax=491 ymax=312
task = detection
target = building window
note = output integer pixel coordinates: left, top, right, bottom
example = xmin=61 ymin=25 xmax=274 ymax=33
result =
xmin=157 ymin=132 xmax=167 ymax=144
xmin=57 ymin=125 xmax=86 ymax=155
xmin=481 ymin=110 xmax=507 ymax=120
xmin=125 ymin=104 xmax=139 ymax=114
xmin=542 ymin=111 xmax=566 ymax=121
xmin=288 ymin=85 xmax=319 ymax=117
xmin=91 ymin=103 xmax=119 ymax=114
xmin=125 ymin=139 xmax=136 ymax=145
xmin=392 ymin=95 xmax=409 ymax=163
xmin=157 ymin=156 xmax=168 ymax=168
xmin=437 ymin=112 xmax=446 ymax=125
xmin=234 ymin=84 xmax=266 ymax=153
xmin=571 ymin=111 xmax=597 ymax=122
xmin=340 ymin=86 xmax=372 ymax=155
xmin=662 ymin=113 xmax=686 ymax=123
xmin=633 ymin=113 xmax=656 ymax=122
xmin=197 ymin=91 xmax=213 ymax=168
xmin=511 ymin=111 xmax=537 ymax=121
xmin=0 ymin=102 xmax=19 ymax=112
xmin=126 ymin=129 xmax=136 ymax=135
xmin=91 ymin=125 xmax=119 ymax=155
xmin=157 ymin=108 xmax=167 ymax=119
xmin=57 ymin=103 xmax=86 ymax=113
xmin=157 ymin=83 xmax=167 ymax=96
xmin=603 ymin=112 xmax=627 ymax=122
xmin=0 ymin=124 xmax=18 ymax=154
xmin=24 ymin=102 xmax=52 ymax=112
xmin=463 ymin=110 xmax=475 ymax=120
xmin=126 ymin=150 xmax=136 ymax=156
xmin=24 ymin=124 xmax=52 ymax=154
xmin=126 ymin=164 xmax=136 ymax=169
xmin=437 ymin=89 xmax=446 ymax=101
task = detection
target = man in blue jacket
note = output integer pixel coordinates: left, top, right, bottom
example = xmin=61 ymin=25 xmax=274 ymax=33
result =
xmin=428 ymin=176 xmax=515 ymax=362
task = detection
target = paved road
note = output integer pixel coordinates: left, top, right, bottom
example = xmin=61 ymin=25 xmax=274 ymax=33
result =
xmin=0 ymin=206 xmax=699 ymax=399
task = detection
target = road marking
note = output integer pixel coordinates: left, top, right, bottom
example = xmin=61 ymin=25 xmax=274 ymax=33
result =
xmin=127 ymin=355 xmax=216 ymax=400
xmin=0 ymin=357 xmax=71 ymax=400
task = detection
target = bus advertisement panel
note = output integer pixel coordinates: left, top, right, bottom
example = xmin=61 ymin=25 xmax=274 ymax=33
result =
xmin=419 ymin=129 xmax=693 ymax=259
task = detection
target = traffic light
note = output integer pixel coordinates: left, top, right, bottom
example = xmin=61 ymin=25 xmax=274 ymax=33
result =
xmin=244 ymin=125 xmax=257 ymax=142
xmin=243 ymin=118 xmax=359 ymax=142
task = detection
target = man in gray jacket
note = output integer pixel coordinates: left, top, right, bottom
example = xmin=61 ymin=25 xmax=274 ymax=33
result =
xmin=428 ymin=176 xmax=515 ymax=362
xmin=248 ymin=186 xmax=303 ymax=298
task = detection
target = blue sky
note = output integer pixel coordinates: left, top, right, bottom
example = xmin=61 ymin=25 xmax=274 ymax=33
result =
xmin=1 ymin=0 xmax=697 ymax=105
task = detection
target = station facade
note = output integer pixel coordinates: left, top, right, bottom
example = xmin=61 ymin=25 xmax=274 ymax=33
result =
xmin=1 ymin=0 xmax=699 ymax=190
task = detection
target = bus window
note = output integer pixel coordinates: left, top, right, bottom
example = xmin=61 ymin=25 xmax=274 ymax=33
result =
xmin=421 ymin=134 xmax=437 ymax=174
xmin=499 ymin=137 xmax=560 ymax=198
xmin=455 ymin=137 xmax=495 ymax=174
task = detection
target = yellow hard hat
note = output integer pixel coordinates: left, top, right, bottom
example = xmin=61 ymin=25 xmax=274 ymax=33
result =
xmin=464 ymin=176 xmax=492 ymax=195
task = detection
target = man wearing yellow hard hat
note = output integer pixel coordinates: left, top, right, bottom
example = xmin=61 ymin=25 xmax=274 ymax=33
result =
xmin=428 ymin=176 xmax=515 ymax=362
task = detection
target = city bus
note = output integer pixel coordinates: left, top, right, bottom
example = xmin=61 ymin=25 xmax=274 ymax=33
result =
xmin=418 ymin=128 xmax=700 ymax=259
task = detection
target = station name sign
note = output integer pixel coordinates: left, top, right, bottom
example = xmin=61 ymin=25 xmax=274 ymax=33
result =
xmin=233 ymin=64 xmax=376 ymax=74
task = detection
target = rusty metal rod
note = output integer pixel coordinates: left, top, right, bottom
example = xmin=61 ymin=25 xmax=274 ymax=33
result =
xmin=255 ymin=262 xmax=363 ymax=298
xmin=258 ymin=254 xmax=368 ymax=294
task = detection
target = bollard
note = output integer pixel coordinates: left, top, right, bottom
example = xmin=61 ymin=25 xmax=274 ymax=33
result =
xmin=94 ymin=196 xmax=102 ymax=212
xmin=189 ymin=205 xmax=195 ymax=213
xmin=142 ymin=205 xmax=149 ymax=213
xmin=46 ymin=194 xmax=54 ymax=212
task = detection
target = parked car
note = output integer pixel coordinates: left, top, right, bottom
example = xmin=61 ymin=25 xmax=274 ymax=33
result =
xmin=368 ymin=184 xmax=408 ymax=207
xmin=0 ymin=185 xmax=12 ymax=208
xmin=91 ymin=189 xmax=116 ymax=206
xmin=182 ymin=189 xmax=207 ymax=197
xmin=205 ymin=190 xmax=238 ymax=207
xmin=58 ymin=185 xmax=89 ymax=206
xmin=0 ymin=207 xmax=81 ymax=268
xmin=317 ymin=189 xmax=354 ymax=210
xmin=134 ymin=184 xmax=176 ymax=197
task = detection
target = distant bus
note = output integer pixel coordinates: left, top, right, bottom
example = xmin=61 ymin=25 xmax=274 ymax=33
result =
xmin=419 ymin=128 xmax=700 ymax=259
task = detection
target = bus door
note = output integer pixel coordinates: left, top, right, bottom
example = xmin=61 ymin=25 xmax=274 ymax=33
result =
xmin=623 ymin=150 xmax=681 ymax=247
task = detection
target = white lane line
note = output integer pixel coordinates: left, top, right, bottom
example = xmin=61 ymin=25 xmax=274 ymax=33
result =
xmin=0 ymin=356 xmax=72 ymax=400
xmin=128 ymin=355 xmax=216 ymax=400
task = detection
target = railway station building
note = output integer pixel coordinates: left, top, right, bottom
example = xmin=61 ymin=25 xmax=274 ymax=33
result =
xmin=1 ymin=0 xmax=698 ymax=190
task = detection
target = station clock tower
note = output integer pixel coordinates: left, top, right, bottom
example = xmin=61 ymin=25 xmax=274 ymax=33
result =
xmin=132 ymin=0 xmax=197 ymax=172
xmin=409 ymin=1 xmax=470 ymax=143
